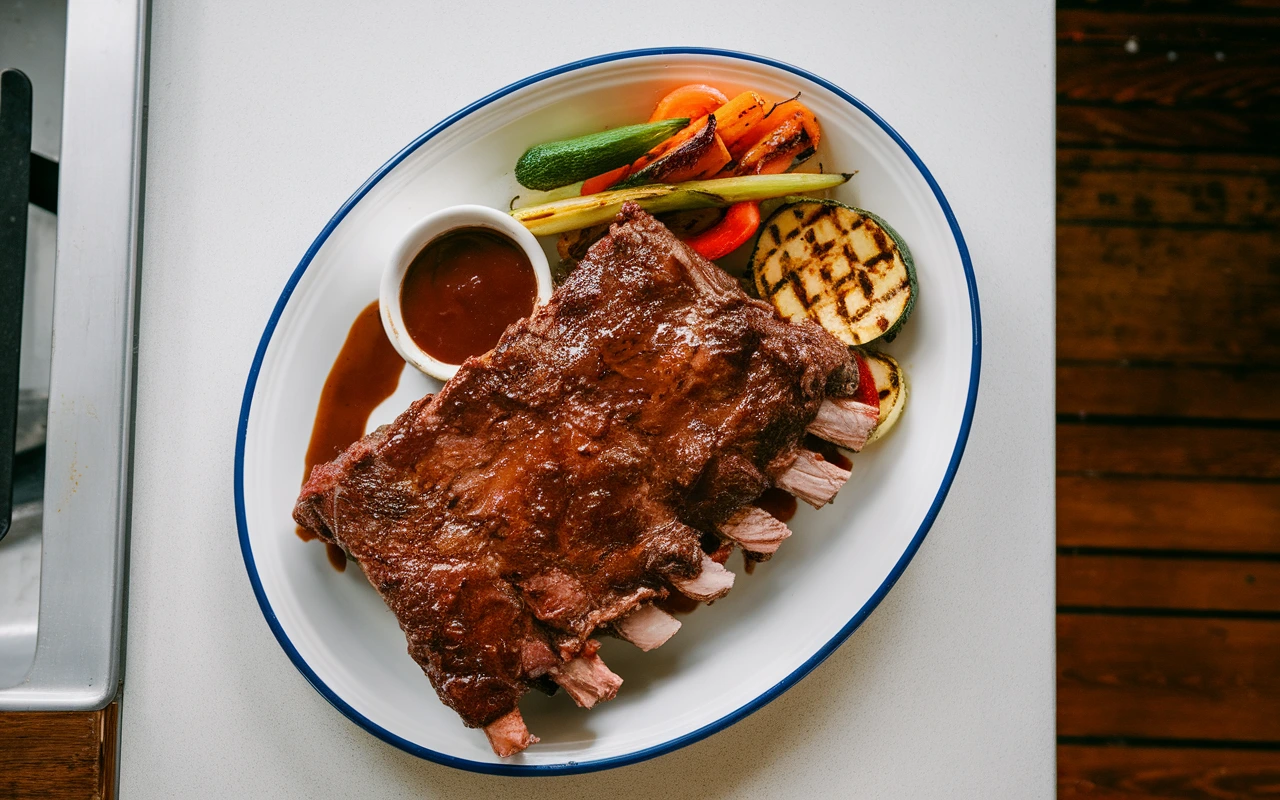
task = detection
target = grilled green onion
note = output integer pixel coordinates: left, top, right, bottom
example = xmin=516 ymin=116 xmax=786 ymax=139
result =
xmin=510 ymin=173 xmax=852 ymax=236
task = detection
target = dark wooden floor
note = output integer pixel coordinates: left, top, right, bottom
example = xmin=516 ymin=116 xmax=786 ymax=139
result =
xmin=2 ymin=3 xmax=1279 ymax=797
xmin=0 ymin=707 xmax=115 ymax=799
xmin=1055 ymin=0 xmax=1280 ymax=796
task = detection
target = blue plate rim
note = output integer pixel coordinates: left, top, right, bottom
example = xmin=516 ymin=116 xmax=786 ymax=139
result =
xmin=234 ymin=46 xmax=982 ymax=777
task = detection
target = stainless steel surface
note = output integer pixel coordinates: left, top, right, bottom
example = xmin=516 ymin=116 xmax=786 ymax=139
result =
xmin=0 ymin=503 xmax=41 ymax=687
xmin=16 ymin=389 xmax=47 ymax=453
xmin=0 ymin=0 xmax=147 ymax=709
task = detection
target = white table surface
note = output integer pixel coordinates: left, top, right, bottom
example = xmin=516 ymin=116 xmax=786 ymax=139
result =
xmin=121 ymin=1 xmax=1056 ymax=796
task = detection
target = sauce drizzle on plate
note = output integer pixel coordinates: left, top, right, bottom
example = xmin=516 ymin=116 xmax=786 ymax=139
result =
xmin=298 ymin=300 xmax=405 ymax=571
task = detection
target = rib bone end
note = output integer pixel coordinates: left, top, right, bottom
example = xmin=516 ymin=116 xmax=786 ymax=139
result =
xmin=672 ymin=553 xmax=735 ymax=601
xmin=549 ymin=651 xmax=623 ymax=709
xmin=614 ymin=604 xmax=682 ymax=651
xmin=484 ymin=708 xmax=539 ymax=758
xmin=807 ymin=397 xmax=879 ymax=452
xmin=720 ymin=506 xmax=792 ymax=555
xmin=775 ymin=450 xmax=852 ymax=508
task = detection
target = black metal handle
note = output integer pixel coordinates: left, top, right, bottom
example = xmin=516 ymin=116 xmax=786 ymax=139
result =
xmin=0 ymin=69 xmax=32 ymax=541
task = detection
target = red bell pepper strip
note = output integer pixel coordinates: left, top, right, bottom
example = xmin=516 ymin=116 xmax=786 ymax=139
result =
xmin=849 ymin=350 xmax=881 ymax=413
xmin=684 ymin=201 xmax=761 ymax=261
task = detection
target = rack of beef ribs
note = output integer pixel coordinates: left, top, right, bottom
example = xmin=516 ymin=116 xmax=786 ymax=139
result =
xmin=293 ymin=203 xmax=872 ymax=757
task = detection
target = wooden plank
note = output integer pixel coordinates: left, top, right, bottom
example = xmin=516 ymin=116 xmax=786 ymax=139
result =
xmin=1058 ymin=615 xmax=1280 ymax=740
xmin=1059 ymin=147 xmax=1280 ymax=173
xmin=1060 ymin=9 xmax=1280 ymax=45
xmin=1058 ymin=476 xmax=1280 ymax=553
xmin=1058 ymin=424 xmax=1280 ymax=479
xmin=1057 ymin=156 xmax=1280 ymax=228
xmin=1058 ymin=105 xmax=1280 ymax=152
xmin=99 ymin=702 xmax=116 ymax=800
xmin=1059 ymin=744 xmax=1280 ymax=799
xmin=1057 ymin=364 xmax=1280 ymax=420
xmin=1059 ymin=168 xmax=1279 ymax=227
xmin=1059 ymin=46 xmax=1280 ymax=110
xmin=1058 ymin=553 xmax=1280 ymax=612
xmin=1057 ymin=226 xmax=1280 ymax=364
xmin=1058 ymin=1 xmax=1280 ymax=15
xmin=0 ymin=708 xmax=110 ymax=799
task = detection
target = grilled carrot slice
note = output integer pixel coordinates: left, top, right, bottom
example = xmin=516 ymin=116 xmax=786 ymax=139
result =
xmin=730 ymin=99 xmax=822 ymax=160
xmin=582 ymin=116 xmax=714 ymax=194
xmin=649 ymin=84 xmax=729 ymax=122
xmin=669 ymin=134 xmax=731 ymax=182
xmin=737 ymin=117 xmax=808 ymax=175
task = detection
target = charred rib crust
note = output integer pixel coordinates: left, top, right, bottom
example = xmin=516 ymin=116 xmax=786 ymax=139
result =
xmin=293 ymin=203 xmax=855 ymax=735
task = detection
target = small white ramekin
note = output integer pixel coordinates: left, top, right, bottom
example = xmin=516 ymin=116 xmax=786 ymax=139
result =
xmin=379 ymin=205 xmax=553 ymax=381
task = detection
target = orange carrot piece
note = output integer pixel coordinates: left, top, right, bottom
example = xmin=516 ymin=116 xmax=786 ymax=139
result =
xmin=728 ymin=99 xmax=821 ymax=160
xmin=793 ymin=102 xmax=822 ymax=150
xmin=629 ymin=115 xmax=711 ymax=173
xmin=581 ymin=165 xmax=631 ymax=195
xmin=731 ymin=107 xmax=795 ymax=158
xmin=667 ymin=134 xmax=731 ymax=183
xmin=579 ymin=91 xmax=728 ymax=195
xmin=714 ymin=92 xmax=768 ymax=153
xmin=649 ymin=84 xmax=729 ymax=123
xmin=591 ymin=115 xmax=720 ymax=192
xmin=736 ymin=117 xmax=807 ymax=175
xmin=757 ymin=151 xmax=798 ymax=174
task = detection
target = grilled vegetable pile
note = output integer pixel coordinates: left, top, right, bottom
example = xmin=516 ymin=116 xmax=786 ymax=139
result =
xmin=508 ymin=81 xmax=916 ymax=446
xmin=512 ymin=83 xmax=830 ymax=260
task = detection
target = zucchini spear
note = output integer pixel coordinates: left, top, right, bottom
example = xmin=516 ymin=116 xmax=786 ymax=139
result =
xmin=510 ymin=172 xmax=852 ymax=236
xmin=515 ymin=118 xmax=690 ymax=191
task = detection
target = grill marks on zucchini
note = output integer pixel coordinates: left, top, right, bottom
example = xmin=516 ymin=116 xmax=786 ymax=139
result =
xmin=750 ymin=199 xmax=916 ymax=346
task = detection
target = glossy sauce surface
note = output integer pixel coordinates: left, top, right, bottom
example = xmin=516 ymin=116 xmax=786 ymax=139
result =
xmin=298 ymin=300 xmax=405 ymax=571
xmin=401 ymin=227 xmax=537 ymax=365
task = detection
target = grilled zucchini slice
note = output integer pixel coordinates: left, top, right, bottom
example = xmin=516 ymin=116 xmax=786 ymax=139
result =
xmin=861 ymin=350 xmax=907 ymax=444
xmin=750 ymin=199 xmax=916 ymax=345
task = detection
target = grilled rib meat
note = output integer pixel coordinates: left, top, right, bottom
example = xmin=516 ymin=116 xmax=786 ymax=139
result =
xmin=294 ymin=203 xmax=859 ymax=754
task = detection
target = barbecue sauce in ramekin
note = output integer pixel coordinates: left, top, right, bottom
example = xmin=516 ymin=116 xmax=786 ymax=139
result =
xmin=400 ymin=227 xmax=538 ymax=366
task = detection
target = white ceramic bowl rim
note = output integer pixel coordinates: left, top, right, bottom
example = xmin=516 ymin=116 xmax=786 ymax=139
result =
xmin=235 ymin=47 xmax=981 ymax=777
xmin=378 ymin=204 xmax=553 ymax=381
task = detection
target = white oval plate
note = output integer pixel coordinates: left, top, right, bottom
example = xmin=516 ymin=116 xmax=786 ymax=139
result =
xmin=236 ymin=48 xmax=980 ymax=776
